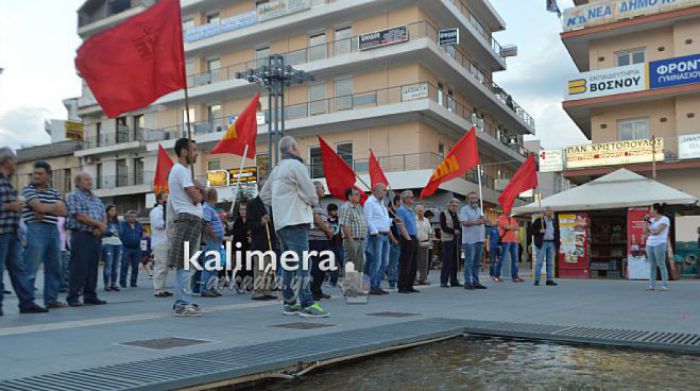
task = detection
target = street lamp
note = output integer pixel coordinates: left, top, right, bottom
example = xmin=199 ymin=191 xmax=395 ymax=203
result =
xmin=236 ymin=54 xmax=314 ymax=172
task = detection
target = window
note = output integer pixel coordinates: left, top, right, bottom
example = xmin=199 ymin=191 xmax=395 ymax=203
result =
xmin=133 ymin=114 xmax=144 ymax=140
xmin=182 ymin=18 xmax=195 ymax=32
xmin=336 ymin=142 xmax=353 ymax=168
xmin=95 ymin=122 xmax=102 ymax=147
xmin=207 ymin=104 xmax=222 ymax=133
xmin=182 ymin=108 xmax=195 ymax=134
xmin=438 ymin=143 xmax=445 ymax=159
xmin=309 ymin=146 xmax=324 ymax=178
xmin=470 ymin=64 xmax=485 ymax=84
xmin=116 ymin=116 xmax=129 ymax=143
xmin=207 ymin=58 xmax=220 ymax=83
xmin=334 ymin=27 xmax=352 ymax=56
xmin=185 ymin=60 xmax=194 ymax=76
xmin=134 ymin=158 xmax=144 ymax=185
xmin=615 ymin=48 xmax=645 ymax=66
xmin=208 ymin=159 xmax=220 ymax=171
xmin=96 ymin=163 xmax=102 ymax=189
xmin=206 ymin=12 xmax=220 ymax=25
xmin=309 ymin=33 xmax=327 ymax=61
xmin=437 ymin=82 xmax=445 ymax=107
xmin=618 ymin=118 xmax=650 ymax=140
xmin=447 ymin=89 xmax=455 ymax=112
xmin=256 ymin=46 xmax=270 ymax=68
xmin=335 ymin=78 xmax=353 ymax=111
xmin=116 ymin=159 xmax=127 ymax=187
xmin=309 ymin=83 xmax=327 ymax=116
xmin=109 ymin=0 xmax=131 ymax=15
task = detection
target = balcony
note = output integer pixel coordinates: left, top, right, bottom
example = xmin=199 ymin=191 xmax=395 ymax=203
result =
xmin=83 ymin=127 xmax=146 ymax=149
xmin=77 ymin=0 xmax=155 ymax=37
xmin=96 ymin=171 xmax=154 ymax=190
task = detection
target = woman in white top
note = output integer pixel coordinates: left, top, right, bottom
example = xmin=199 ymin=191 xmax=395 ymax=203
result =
xmin=646 ymin=203 xmax=670 ymax=291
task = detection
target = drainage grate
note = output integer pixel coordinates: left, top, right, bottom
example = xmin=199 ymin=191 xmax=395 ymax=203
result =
xmin=367 ymin=312 xmax=419 ymax=318
xmin=270 ymin=322 xmax=335 ymax=330
xmin=119 ymin=337 xmax=212 ymax=350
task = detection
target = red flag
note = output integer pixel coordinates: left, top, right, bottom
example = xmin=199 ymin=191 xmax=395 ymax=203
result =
xmin=369 ymin=149 xmax=389 ymax=189
xmin=75 ymin=0 xmax=186 ymax=118
xmin=210 ymin=93 xmax=260 ymax=159
xmin=498 ymin=155 xmax=538 ymax=215
xmin=420 ymin=127 xmax=480 ymax=199
xmin=153 ymin=144 xmax=174 ymax=194
xmin=318 ymin=137 xmax=367 ymax=203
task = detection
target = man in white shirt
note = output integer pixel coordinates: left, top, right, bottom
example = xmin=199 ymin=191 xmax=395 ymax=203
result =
xmin=150 ymin=192 xmax=171 ymax=297
xmin=364 ymin=183 xmax=392 ymax=295
xmin=167 ymin=138 xmax=205 ymax=317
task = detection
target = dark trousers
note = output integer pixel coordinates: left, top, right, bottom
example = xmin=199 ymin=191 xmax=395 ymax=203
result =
xmin=309 ymin=240 xmax=330 ymax=295
xmin=398 ymin=237 xmax=418 ymax=291
xmin=120 ymin=247 xmax=141 ymax=287
xmin=440 ymin=239 xmax=460 ymax=286
xmin=67 ymin=231 xmax=101 ymax=303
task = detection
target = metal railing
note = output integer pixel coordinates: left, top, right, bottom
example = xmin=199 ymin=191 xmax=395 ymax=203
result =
xmin=78 ymin=0 xmax=155 ymax=28
xmin=96 ymin=171 xmax=155 ymax=190
xmin=446 ymin=0 xmax=504 ymax=60
xmin=84 ymin=128 xmax=149 ymax=149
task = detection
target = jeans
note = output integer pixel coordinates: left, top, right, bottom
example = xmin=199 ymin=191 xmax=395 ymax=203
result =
xmin=23 ymin=223 xmax=62 ymax=304
xmin=120 ymin=247 xmax=141 ymax=287
xmin=366 ymin=234 xmax=390 ymax=290
xmin=174 ymin=268 xmax=192 ymax=308
xmin=488 ymin=246 xmax=499 ymax=276
xmin=387 ymin=241 xmax=400 ymax=288
xmin=277 ymin=224 xmax=313 ymax=308
xmin=440 ymin=240 xmax=460 ymax=286
xmin=309 ymin=240 xmax=330 ymax=295
xmin=67 ymin=231 xmax=101 ymax=303
xmin=496 ymin=242 xmax=519 ymax=279
xmin=327 ymin=242 xmax=343 ymax=287
xmin=647 ymin=244 xmax=668 ymax=288
xmin=102 ymin=244 xmax=121 ymax=287
xmin=463 ymin=242 xmax=483 ymax=287
xmin=0 ymin=233 xmax=36 ymax=310
xmin=200 ymin=244 xmax=220 ymax=293
xmin=535 ymin=241 xmax=556 ymax=282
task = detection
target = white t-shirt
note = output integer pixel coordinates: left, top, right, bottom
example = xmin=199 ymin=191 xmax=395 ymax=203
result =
xmin=167 ymin=163 xmax=203 ymax=218
xmin=646 ymin=215 xmax=670 ymax=247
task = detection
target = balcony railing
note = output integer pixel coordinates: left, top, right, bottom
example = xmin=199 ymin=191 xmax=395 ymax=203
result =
xmin=96 ymin=171 xmax=154 ymax=190
xmin=84 ymin=127 xmax=148 ymax=149
xmin=445 ymin=0 xmax=504 ymax=60
xmin=78 ymin=0 xmax=155 ymax=29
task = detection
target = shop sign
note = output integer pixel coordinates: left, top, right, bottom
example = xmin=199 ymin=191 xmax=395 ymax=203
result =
xmin=438 ymin=28 xmax=459 ymax=46
xmin=538 ymin=149 xmax=564 ymax=172
xmin=679 ymin=133 xmax=700 ymax=159
xmin=64 ymin=121 xmax=84 ymax=141
xmin=649 ymin=53 xmax=700 ymax=89
xmin=207 ymin=170 xmax=230 ymax=188
xmin=401 ymin=83 xmax=429 ymax=101
xmin=358 ymin=26 xmax=409 ymax=51
xmin=257 ymin=0 xmax=310 ymax=22
xmin=565 ymin=138 xmax=664 ymax=169
xmin=567 ymin=63 xmax=646 ymax=100
xmin=563 ymin=0 xmax=700 ymax=32
xmin=228 ymin=167 xmax=258 ymax=184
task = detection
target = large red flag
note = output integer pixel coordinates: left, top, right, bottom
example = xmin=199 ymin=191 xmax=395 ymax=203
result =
xmin=75 ymin=0 xmax=186 ymax=118
xmin=318 ymin=137 xmax=367 ymax=203
xmin=210 ymin=93 xmax=260 ymax=159
xmin=153 ymin=144 xmax=174 ymax=194
xmin=498 ymin=155 xmax=538 ymax=215
xmin=420 ymin=127 xmax=479 ymax=199
xmin=368 ymin=149 xmax=389 ymax=189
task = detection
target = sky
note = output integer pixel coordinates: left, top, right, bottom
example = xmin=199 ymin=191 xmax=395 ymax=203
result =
xmin=0 ymin=0 xmax=588 ymax=150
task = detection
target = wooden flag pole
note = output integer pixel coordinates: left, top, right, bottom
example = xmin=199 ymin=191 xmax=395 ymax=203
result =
xmin=477 ymin=164 xmax=484 ymax=212
xmin=229 ymin=144 xmax=249 ymax=214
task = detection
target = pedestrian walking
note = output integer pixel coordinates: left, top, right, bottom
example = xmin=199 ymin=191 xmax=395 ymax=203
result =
xmin=646 ymin=203 xmax=671 ymax=291
xmin=532 ymin=207 xmax=559 ymax=286
xmin=460 ymin=192 xmax=487 ymax=290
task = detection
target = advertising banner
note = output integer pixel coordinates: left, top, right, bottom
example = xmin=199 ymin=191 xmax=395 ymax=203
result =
xmin=221 ymin=10 xmax=257 ymax=33
xmin=559 ymin=213 xmax=589 ymax=265
xmin=567 ymin=63 xmax=646 ymax=100
xmin=401 ymin=83 xmax=429 ymax=101
xmin=64 ymin=121 xmax=84 ymax=141
xmin=563 ymin=0 xmax=700 ymax=32
xmin=185 ymin=23 xmax=220 ymax=42
xmin=565 ymin=138 xmax=664 ymax=169
xmin=257 ymin=0 xmax=310 ymax=22
xmin=228 ymin=167 xmax=258 ymax=184
xmin=438 ymin=28 xmax=459 ymax=46
xmin=679 ymin=133 xmax=700 ymax=160
xmin=649 ymin=53 xmax=700 ymax=89
xmin=358 ymin=26 xmax=409 ymax=51
xmin=207 ymin=170 xmax=230 ymax=188
xmin=627 ymin=207 xmax=650 ymax=279
xmin=538 ymin=149 xmax=564 ymax=172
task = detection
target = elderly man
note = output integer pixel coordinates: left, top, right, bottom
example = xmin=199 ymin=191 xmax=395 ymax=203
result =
xmin=439 ymin=198 xmax=462 ymax=287
xmin=150 ymin=192 xmax=172 ymax=297
xmin=532 ymin=207 xmax=559 ymax=286
xmin=309 ymin=181 xmax=334 ymax=301
xmin=415 ymin=205 xmax=433 ymax=285
xmin=260 ymin=136 xmax=328 ymax=318
xmin=0 ymin=147 xmax=47 ymax=315
xmin=364 ymin=183 xmax=392 ymax=295
xmin=339 ymin=187 xmax=368 ymax=275
xmin=22 ymin=161 xmax=68 ymax=309
xmin=120 ymin=210 xmax=143 ymax=288
xmin=460 ymin=192 xmax=487 ymax=290
xmin=396 ymin=190 xmax=419 ymax=293
xmin=66 ymin=172 xmax=107 ymax=306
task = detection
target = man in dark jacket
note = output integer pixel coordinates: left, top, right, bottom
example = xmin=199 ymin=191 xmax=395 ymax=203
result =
xmin=532 ymin=207 xmax=559 ymax=286
xmin=120 ymin=210 xmax=143 ymax=288
xmin=247 ymin=195 xmax=277 ymax=300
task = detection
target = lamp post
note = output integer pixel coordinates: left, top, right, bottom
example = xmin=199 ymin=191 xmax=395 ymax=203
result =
xmin=236 ymin=55 xmax=314 ymax=174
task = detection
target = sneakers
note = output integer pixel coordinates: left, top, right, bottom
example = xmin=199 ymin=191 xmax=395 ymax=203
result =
xmin=173 ymin=304 xmax=202 ymax=317
xmin=282 ymin=303 xmax=301 ymax=316
xmin=299 ymin=303 xmax=329 ymax=318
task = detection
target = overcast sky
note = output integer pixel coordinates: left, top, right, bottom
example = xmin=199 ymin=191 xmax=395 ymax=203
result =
xmin=0 ymin=0 xmax=588 ymax=150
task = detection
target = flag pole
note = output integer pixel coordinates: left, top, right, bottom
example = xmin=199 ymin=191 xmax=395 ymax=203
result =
xmin=229 ymin=145 xmax=249 ymax=214
xmin=183 ymin=85 xmax=195 ymax=179
xmin=477 ymin=164 xmax=484 ymax=212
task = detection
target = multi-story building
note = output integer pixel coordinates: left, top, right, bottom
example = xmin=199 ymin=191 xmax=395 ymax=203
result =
xmin=561 ymin=0 xmax=700 ymax=198
xmin=75 ymin=0 xmax=535 ymax=214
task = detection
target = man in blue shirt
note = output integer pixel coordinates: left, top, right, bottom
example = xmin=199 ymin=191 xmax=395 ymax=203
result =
xmin=396 ymin=190 xmax=419 ymax=293
xmin=486 ymin=223 xmax=500 ymax=280
xmin=201 ymin=189 xmax=224 ymax=297
xmin=120 ymin=210 xmax=143 ymax=288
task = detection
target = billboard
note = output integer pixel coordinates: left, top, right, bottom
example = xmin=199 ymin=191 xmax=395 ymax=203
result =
xmin=679 ymin=133 xmax=700 ymax=160
xmin=358 ymin=26 xmax=409 ymax=51
xmin=563 ymin=0 xmax=700 ymax=32
xmin=648 ymin=53 xmax=700 ymax=89
xmin=565 ymin=138 xmax=664 ymax=169
xmin=257 ymin=0 xmax=310 ymax=22
xmin=567 ymin=63 xmax=646 ymax=100
xmin=64 ymin=121 xmax=84 ymax=141
xmin=538 ymin=149 xmax=564 ymax=172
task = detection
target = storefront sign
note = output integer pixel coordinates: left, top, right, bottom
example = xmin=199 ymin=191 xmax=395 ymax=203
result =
xmin=228 ymin=167 xmax=258 ymax=184
xmin=649 ymin=53 xmax=700 ymax=89
xmin=679 ymin=133 xmax=700 ymax=159
xmin=358 ymin=26 xmax=409 ymax=51
xmin=256 ymin=154 xmax=270 ymax=183
xmin=563 ymin=0 xmax=700 ymax=32
xmin=538 ymin=149 xmax=564 ymax=172
xmin=438 ymin=28 xmax=459 ymax=46
xmin=207 ymin=170 xmax=230 ymax=188
xmin=257 ymin=0 xmax=310 ymax=22
xmin=64 ymin=121 xmax=84 ymax=141
xmin=565 ymin=138 xmax=664 ymax=169
xmin=401 ymin=83 xmax=429 ymax=101
xmin=567 ymin=63 xmax=646 ymax=100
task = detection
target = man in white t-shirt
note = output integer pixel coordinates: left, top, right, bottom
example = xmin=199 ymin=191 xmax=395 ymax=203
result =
xmin=167 ymin=138 xmax=205 ymax=317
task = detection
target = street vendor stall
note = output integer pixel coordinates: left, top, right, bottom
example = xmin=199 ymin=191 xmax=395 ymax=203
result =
xmin=513 ymin=169 xmax=699 ymax=279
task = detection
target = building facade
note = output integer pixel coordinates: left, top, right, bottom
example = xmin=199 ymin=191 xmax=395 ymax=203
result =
xmin=75 ymin=0 xmax=535 ymax=214
xmin=561 ymin=0 xmax=700 ymax=198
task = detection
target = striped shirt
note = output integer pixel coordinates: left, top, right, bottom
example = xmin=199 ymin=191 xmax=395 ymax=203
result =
xmin=22 ymin=183 xmax=62 ymax=225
